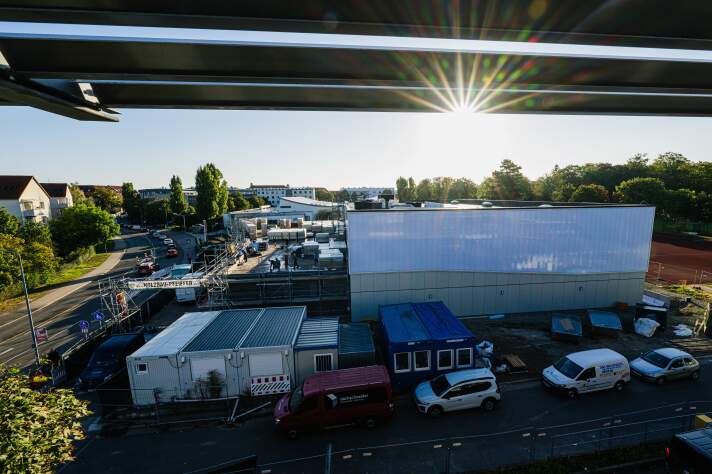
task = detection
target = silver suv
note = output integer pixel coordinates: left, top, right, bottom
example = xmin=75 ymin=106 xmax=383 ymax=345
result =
xmin=630 ymin=348 xmax=700 ymax=385
xmin=414 ymin=368 xmax=500 ymax=417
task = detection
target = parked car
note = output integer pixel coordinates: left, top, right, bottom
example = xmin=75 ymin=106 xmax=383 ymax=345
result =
xmin=630 ymin=348 xmax=700 ymax=385
xmin=137 ymin=261 xmax=160 ymax=275
xmin=166 ymin=248 xmax=178 ymax=258
xmin=77 ymin=334 xmax=144 ymax=389
xmin=542 ymin=348 xmax=630 ymax=399
xmin=273 ymin=365 xmax=393 ymax=439
xmin=666 ymin=427 xmax=712 ymax=473
xmin=163 ymin=238 xmax=174 ymax=246
xmin=414 ymin=368 xmax=500 ymax=417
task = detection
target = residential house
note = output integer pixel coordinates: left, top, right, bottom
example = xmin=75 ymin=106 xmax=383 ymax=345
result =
xmin=40 ymin=182 xmax=74 ymax=218
xmin=0 ymin=175 xmax=52 ymax=224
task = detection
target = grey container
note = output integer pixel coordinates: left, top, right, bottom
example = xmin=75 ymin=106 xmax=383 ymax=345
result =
xmin=338 ymin=323 xmax=376 ymax=369
xmin=294 ymin=317 xmax=339 ymax=385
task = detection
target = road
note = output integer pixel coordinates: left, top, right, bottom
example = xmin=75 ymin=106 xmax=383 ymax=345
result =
xmin=0 ymin=230 xmax=196 ymax=368
xmin=65 ymin=359 xmax=712 ymax=474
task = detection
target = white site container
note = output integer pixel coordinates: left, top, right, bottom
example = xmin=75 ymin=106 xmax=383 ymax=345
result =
xmin=175 ymin=272 xmax=204 ymax=303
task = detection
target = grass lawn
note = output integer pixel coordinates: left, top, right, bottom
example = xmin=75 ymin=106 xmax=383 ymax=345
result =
xmin=0 ymin=253 xmax=110 ymax=313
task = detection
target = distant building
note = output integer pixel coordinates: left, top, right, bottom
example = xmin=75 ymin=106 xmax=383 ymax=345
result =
xmin=342 ymin=187 xmax=390 ymax=200
xmin=139 ymin=188 xmax=171 ymax=201
xmin=40 ymin=182 xmax=74 ymax=218
xmin=277 ymin=196 xmax=339 ymax=219
xmin=238 ymin=184 xmax=316 ymax=206
xmin=0 ymin=175 xmax=52 ymax=224
xmin=183 ymin=188 xmax=198 ymax=206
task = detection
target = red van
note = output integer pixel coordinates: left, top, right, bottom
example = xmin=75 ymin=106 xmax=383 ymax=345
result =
xmin=273 ymin=365 xmax=393 ymax=439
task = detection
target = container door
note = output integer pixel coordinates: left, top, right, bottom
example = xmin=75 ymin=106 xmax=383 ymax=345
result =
xmin=189 ymin=357 xmax=228 ymax=399
xmin=248 ymin=352 xmax=290 ymax=396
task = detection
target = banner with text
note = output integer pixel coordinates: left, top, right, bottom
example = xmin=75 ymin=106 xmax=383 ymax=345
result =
xmin=127 ymin=279 xmax=204 ymax=290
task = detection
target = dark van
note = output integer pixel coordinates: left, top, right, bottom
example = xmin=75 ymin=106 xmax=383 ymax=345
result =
xmin=77 ymin=333 xmax=144 ymax=390
xmin=666 ymin=427 xmax=712 ymax=473
xmin=273 ymin=365 xmax=393 ymax=439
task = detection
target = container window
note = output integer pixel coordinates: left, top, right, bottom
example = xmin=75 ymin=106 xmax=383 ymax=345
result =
xmin=413 ymin=350 xmax=430 ymax=371
xmin=456 ymin=348 xmax=472 ymax=368
xmin=135 ymin=363 xmax=148 ymax=375
xmin=394 ymin=352 xmax=410 ymax=373
xmin=438 ymin=350 xmax=453 ymax=370
xmin=314 ymin=354 xmax=333 ymax=372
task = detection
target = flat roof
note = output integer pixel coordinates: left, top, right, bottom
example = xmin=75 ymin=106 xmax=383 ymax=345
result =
xmin=379 ymin=304 xmax=430 ymax=344
xmin=130 ymin=311 xmax=219 ymax=358
xmin=183 ymin=309 xmax=263 ymax=353
xmin=349 ymin=203 xmax=653 ymax=212
xmin=295 ymin=317 xmax=339 ymax=349
xmin=339 ymin=324 xmax=375 ymax=356
xmin=413 ymin=302 xmax=474 ymax=341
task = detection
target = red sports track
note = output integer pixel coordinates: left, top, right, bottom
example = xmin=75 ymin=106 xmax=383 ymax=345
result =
xmin=648 ymin=234 xmax=712 ymax=284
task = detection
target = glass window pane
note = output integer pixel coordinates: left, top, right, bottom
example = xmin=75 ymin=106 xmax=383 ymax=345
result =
xmin=414 ymin=351 xmax=430 ymax=370
xmin=457 ymin=349 xmax=472 ymax=367
xmin=395 ymin=352 xmax=410 ymax=372
xmin=438 ymin=350 xmax=453 ymax=369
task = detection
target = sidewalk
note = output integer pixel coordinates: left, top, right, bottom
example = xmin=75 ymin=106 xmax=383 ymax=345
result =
xmin=0 ymin=236 xmax=128 ymax=318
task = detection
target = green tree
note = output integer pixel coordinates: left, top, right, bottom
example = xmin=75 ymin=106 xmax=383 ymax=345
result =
xmin=247 ymin=196 xmax=269 ymax=208
xmin=664 ymin=188 xmax=697 ymax=220
xmin=315 ymin=188 xmax=335 ymax=202
xmin=615 ymin=177 xmax=668 ymax=211
xmin=334 ymin=190 xmax=351 ymax=202
xmin=227 ymin=192 xmax=250 ymax=212
xmin=0 ymin=234 xmax=57 ymax=292
xmin=169 ymin=175 xmax=189 ymax=215
xmin=415 ymin=179 xmax=435 ymax=201
xmin=89 ymin=187 xmax=122 ymax=213
xmin=551 ymin=183 xmax=577 ymax=202
xmin=121 ymin=182 xmax=142 ymax=224
xmin=143 ymin=199 xmax=170 ymax=226
xmin=18 ymin=221 xmax=52 ymax=247
xmin=68 ymin=184 xmax=89 ymax=206
xmin=396 ymin=177 xmax=409 ymax=201
xmin=0 ymin=208 xmax=19 ymax=236
xmin=570 ymin=184 xmax=610 ymax=203
xmin=448 ymin=178 xmax=478 ymax=201
xmin=481 ymin=159 xmax=533 ymax=200
xmin=0 ymin=366 xmax=90 ymax=473
xmin=432 ymin=177 xmax=454 ymax=203
xmin=49 ymin=204 xmax=120 ymax=257
xmin=649 ymin=152 xmax=692 ymax=190
xmin=195 ymin=164 xmax=228 ymax=220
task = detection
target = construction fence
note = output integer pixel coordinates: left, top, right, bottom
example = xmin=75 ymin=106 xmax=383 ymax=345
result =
xmin=647 ymin=260 xmax=712 ymax=286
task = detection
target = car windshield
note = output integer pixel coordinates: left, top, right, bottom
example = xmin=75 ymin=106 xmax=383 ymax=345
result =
xmin=642 ymin=351 xmax=671 ymax=369
xmin=288 ymin=386 xmax=304 ymax=412
xmin=430 ymin=375 xmax=451 ymax=397
xmin=87 ymin=351 xmax=119 ymax=368
xmin=553 ymin=357 xmax=584 ymax=379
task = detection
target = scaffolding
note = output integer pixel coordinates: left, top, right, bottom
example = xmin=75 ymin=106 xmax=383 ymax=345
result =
xmin=196 ymin=241 xmax=242 ymax=309
xmin=97 ymin=273 xmax=141 ymax=330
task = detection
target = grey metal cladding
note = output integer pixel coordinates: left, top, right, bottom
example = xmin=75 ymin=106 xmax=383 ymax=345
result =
xmin=295 ymin=317 xmax=339 ymax=349
xmin=183 ymin=309 xmax=262 ymax=352
xmin=240 ymin=306 xmax=306 ymax=348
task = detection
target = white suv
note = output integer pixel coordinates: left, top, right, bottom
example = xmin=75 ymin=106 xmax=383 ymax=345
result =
xmin=414 ymin=368 xmax=500 ymax=418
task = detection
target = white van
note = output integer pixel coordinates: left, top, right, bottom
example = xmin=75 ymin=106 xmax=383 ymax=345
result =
xmin=175 ymin=272 xmax=204 ymax=303
xmin=542 ymin=348 xmax=630 ymax=399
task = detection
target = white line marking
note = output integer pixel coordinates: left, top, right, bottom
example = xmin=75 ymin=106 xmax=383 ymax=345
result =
xmin=0 ymin=347 xmax=13 ymax=356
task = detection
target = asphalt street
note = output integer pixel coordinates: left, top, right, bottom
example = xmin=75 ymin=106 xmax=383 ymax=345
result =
xmin=64 ymin=358 xmax=712 ymax=474
xmin=0 ymin=230 xmax=195 ymax=368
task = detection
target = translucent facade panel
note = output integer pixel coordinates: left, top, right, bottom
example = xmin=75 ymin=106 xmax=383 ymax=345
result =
xmin=348 ymin=207 xmax=654 ymax=274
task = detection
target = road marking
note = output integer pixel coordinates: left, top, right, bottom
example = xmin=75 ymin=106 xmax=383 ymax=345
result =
xmin=342 ymin=454 xmax=352 ymax=460
xmin=362 ymin=452 xmax=372 ymax=457
xmin=452 ymin=442 xmax=462 ymax=447
xmin=0 ymin=347 xmax=13 ymax=356
xmin=433 ymin=444 xmax=442 ymax=449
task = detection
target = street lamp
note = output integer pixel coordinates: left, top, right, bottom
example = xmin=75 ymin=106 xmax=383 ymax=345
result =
xmin=0 ymin=248 xmax=41 ymax=367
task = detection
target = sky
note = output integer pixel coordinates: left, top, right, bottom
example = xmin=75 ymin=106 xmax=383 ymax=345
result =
xmin=1 ymin=22 xmax=712 ymax=190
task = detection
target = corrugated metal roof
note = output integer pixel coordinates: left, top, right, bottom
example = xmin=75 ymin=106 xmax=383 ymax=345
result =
xmin=413 ymin=301 xmax=474 ymax=341
xmin=379 ymin=304 xmax=430 ymax=343
xmin=240 ymin=306 xmax=306 ymax=348
xmin=295 ymin=317 xmax=339 ymax=349
xmin=129 ymin=311 xmax=219 ymax=358
xmin=183 ymin=309 xmax=263 ymax=352
xmin=338 ymin=323 xmax=375 ymax=355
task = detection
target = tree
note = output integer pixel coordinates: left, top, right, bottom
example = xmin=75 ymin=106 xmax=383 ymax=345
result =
xmin=143 ymin=199 xmax=170 ymax=226
xmin=195 ymin=163 xmax=228 ymax=220
xmin=227 ymin=192 xmax=250 ymax=212
xmin=18 ymin=221 xmax=52 ymax=247
xmin=396 ymin=177 xmax=409 ymax=201
xmin=121 ymin=182 xmax=142 ymax=224
xmin=664 ymin=188 xmax=697 ymax=220
xmin=0 ymin=234 xmax=57 ymax=292
xmin=247 ymin=196 xmax=268 ymax=208
xmin=49 ymin=204 xmax=120 ymax=257
xmin=88 ymin=187 xmax=122 ymax=214
xmin=649 ymin=152 xmax=692 ymax=191
xmin=448 ymin=178 xmax=478 ymax=201
xmin=0 ymin=366 xmax=90 ymax=473
xmin=334 ymin=190 xmax=351 ymax=202
xmin=482 ymin=159 xmax=533 ymax=200
xmin=415 ymin=179 xmax=435 ymax=201
xmin=570 ymin=184 xmax=609 ymax=203
xmin=315 ymin=188 xmax=335 ymax=202
xmin=615 ymin=177 xmax=668 ymax=212
xmin=0 ymin=208 xmax=19 ymax=236
xmin=69 ymin=184 xmax=89 ymax=206
xmin=169 ymin=175 xmax=189 ymax=215
xmin=432 ymin=177 xmax=454 ymax=203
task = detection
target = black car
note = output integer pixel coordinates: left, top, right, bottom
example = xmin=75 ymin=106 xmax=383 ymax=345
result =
xmin=77 ymin=333 xmax=144 ymax=390
xmin=666 ymin=427 xmax=712 ymax=473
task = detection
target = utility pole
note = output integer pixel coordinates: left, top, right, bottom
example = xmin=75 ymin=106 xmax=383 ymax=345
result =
xmin=1 ymin=249 xmax=41 ymax=366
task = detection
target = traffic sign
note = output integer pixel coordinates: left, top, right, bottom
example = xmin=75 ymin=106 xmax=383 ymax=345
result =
xmin=34 ymin=327 xmax=48 ymax=343
xmin=79 ymin=320 xmax=89 ymax=334
xmin=92 ymin=311 xmax=104 ymax=321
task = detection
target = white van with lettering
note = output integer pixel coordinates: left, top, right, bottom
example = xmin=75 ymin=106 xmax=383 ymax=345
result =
xmin=542 ymin=348 xmax=630 ymax=399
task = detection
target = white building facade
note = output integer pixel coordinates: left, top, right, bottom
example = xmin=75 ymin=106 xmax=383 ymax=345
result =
xmin=240 ymin=184 xmax=316 ymax=206
xmin=347 ymin=205 xmax=655 ymax=321
xmin=278 ymin=196 xmax=338 ymax=219
xmin=0 ymin=176 xmax=52 ymax=224
xmin=41 ymin=183 xmax=74 ymax=218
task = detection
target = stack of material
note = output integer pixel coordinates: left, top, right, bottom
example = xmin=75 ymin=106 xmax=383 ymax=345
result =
xmin=267 ymin=228 xmax=307 ymax=242
xmin=321 ymin=223 xmax=334 ymax=234
xmin=311 ymin=222 xmax=323 ymax=233
xmin=551 ymin=313 xmax=583 ymax=342
xmin=278 ymin=218 xmax=291 ymax=228
xmin=260 ymin=222 xmax=268 ymax=234
xmin=318 ymin=248 xmax=344 ymax=268
xmin=303 ymin=222 xmax=312 ymax=232
xmin=302 ymin=241 xmax=320 ymax=256
xmin=315 ymin=232 xmax=330 ymax=243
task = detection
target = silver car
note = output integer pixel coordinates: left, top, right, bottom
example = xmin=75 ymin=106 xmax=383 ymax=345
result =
xmin=414 ymin=368 xmax=500 ymax=417
xmin=630 ymin=348 xmax=700 ymax=385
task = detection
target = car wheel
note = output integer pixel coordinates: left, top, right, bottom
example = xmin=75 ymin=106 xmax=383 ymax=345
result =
xmin=614 ymin=381 xmax=625 ymax=392
xmin=656 ymin=376 xmax=666 ymax=386
xmin=286 ymin=429 xmax=298 ymax=440
xmin=365 ymin=417 xmax=377 ymax=429
xmin=566 ymin=388 xmax=578 ymax=399
xmin=482 ymin=398 xmax=497 ymax=411
xmin=428 ymin=405 xmax=443 ymax=418
xmin=691 ymin=371 xmax=700 ymax=381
